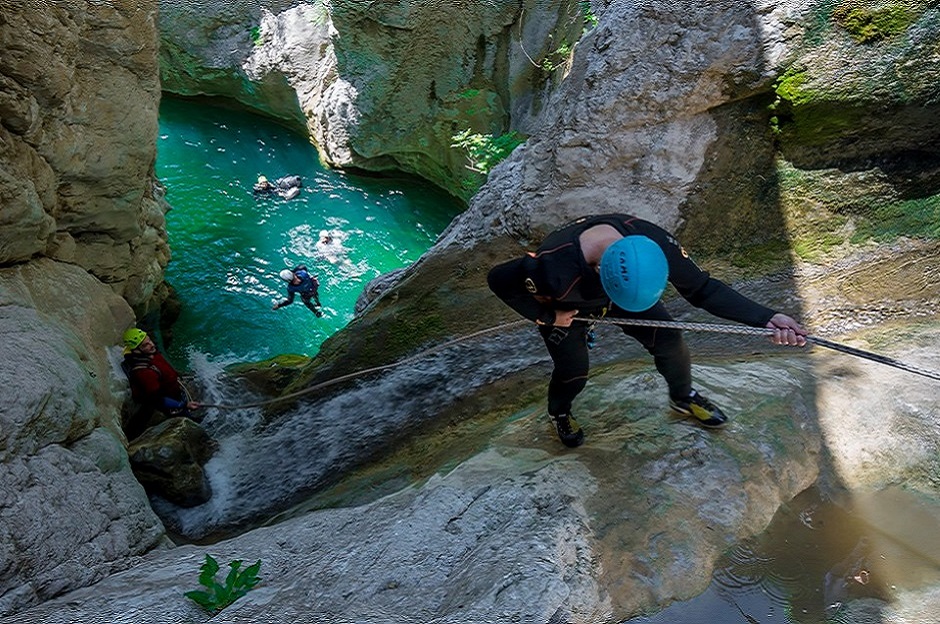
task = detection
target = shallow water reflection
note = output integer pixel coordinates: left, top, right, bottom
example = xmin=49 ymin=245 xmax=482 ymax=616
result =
xmin=627 ymin=485 xmax=940 ymax=624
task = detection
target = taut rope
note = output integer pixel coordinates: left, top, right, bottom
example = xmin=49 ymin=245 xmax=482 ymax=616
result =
xmin=198 ymin=317 xmax=940 ymax=411
xmin=576 ymin=317 xmax=940 ymax=383
xmin=198 ymin=320 xmax=530 ymax=410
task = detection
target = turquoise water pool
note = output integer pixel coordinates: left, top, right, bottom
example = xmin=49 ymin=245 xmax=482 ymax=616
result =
xmin=156 ymin=97 xmax=462 ymax=366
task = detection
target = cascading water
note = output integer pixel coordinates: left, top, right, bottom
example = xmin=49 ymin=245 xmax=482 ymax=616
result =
xmin=152 ymin=96 xmax=483 ymax=539
xmin=152 ymin=329 xmax=547 ymax=540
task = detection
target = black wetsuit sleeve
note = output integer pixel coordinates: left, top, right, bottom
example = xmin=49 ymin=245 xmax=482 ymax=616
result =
xmin=681 ymin=276 xmax=776 ymax=327
xmin=274 ymin=290 xmax=296 ymax=309
xmin=653 ymin=231 xmax=776 ymax=327
xmin=487 ymin=260 xmax=556 ymax=324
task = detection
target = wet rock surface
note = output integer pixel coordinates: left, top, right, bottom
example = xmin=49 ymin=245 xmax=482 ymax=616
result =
xmin=12 ymin=321 xmax=940 ymax=623
xmin=128 ymin=417 xmax=217 ymax=508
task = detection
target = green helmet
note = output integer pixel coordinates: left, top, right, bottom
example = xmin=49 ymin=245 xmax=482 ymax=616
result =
xmin=122 ymin=328 xmax=147 ymax=350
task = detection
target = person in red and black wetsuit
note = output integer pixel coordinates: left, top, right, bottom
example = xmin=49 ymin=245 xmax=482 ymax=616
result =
xmin=121 ymin=328 xmax=201 ymax=440
xmin=487 ymin=213 xmax=806 ymax=448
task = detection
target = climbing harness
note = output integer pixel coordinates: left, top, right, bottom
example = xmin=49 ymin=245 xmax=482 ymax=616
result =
xmin=198 ymin=317 xmax=940 ymax=412
xmin=575 ymin=317 xmax=940 ymax=383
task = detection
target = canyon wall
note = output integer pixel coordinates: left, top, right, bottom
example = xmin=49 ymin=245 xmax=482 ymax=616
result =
xmin=2 ymin=0 xmax=939 ymax=619
xmin=0 ymin=2 xmax=169 ymax=615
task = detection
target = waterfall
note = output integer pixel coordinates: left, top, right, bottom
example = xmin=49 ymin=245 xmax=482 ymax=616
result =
xmin=152 ymin=326 xmax=551 ymax=540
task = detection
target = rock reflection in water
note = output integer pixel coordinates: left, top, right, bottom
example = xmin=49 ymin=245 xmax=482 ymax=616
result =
xmin=628 ymin=485 xmax=940 ymax=624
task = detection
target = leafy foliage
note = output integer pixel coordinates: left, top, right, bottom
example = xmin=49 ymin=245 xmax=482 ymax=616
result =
xmin=579 ymin=2 xmax=598 ymax=30
xmin=541 ymin=43 xmax=572 ymax=72
xmin=184 ymin=554 xmax=262 ymax=614
xmin=451 ymin=129 xmax=525 ymax=174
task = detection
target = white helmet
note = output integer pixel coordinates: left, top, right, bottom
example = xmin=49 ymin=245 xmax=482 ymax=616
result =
xmin=279 ymin=269 xmax=294 ymax=282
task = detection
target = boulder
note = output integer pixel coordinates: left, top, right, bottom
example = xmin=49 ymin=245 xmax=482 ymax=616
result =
xmin=0 ymin=260 xmax=166 ymax=616
xmin=128 ymin=418 xmax=217 ymax=508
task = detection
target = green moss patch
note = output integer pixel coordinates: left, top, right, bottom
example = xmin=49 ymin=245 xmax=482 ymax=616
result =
xmin=833 ymin=1 xmax=916 ymax=43
xmin=773 ymin=159 xmax=940 ymax=261
xmin=774 ymin=68 xmax=812 ymax=107
xmin=228 ymin=354 xmax=312 ymax=394
xmin=850 ymin=195 xmax=940 ymax=242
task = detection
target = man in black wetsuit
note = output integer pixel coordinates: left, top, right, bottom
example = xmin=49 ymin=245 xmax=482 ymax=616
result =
xmin=487 ymin=214 xmax=806 ymax=448
xmin=273 ymin=266 xmax=323 ymax=317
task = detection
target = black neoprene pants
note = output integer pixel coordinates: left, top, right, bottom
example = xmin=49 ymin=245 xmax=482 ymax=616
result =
xmin=300 ymin=291 xmax=321 ymax=312
xmin=538 ymin=302 xmax=692 ymax=416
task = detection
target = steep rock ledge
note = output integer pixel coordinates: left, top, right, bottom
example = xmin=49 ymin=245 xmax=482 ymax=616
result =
xmin=158 ymin=0 xmax=585 ymax=199
xmin=0 ymin=2 xmax=169 ymax=615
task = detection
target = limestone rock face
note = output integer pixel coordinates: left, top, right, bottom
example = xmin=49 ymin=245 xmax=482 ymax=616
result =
xmin=159 ymin=0 xmax=308 ymax=129
xmin=159 ymin=0 xmax=583 ymax=198
xmin=0 ymin=260 xmax=166 ymax=616
xmin=0 ymin=1 xmax=167 ymax=310
xmin=773 ymin=1 xmax=940 ymax=169
xmin=0 ymin=2 xmax=170 ymax=616
xmin=342 ymin=0 xmax=940 ymax=359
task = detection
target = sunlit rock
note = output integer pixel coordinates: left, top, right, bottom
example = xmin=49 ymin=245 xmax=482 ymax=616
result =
xmin=0 ymin=260 xmax=166 ymax=615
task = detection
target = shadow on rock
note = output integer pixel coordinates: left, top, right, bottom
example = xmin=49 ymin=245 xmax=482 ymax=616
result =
xmin=127 ymin=417 xmax=218 ymax=508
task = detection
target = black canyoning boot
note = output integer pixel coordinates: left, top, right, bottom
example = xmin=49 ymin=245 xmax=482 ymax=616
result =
xmin=669 ymin=390 xmax=728 ymax=428
xmin=551 ymin=413 xmax=585 ymax=447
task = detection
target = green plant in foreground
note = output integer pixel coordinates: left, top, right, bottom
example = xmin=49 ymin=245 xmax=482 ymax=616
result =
xmin=250 ymin=26 xmax=263 ymax=46
xmin=451 ymin=129 xmax=525 ymax=174
xmin=185 ymin=554 xmax=262 ymax=613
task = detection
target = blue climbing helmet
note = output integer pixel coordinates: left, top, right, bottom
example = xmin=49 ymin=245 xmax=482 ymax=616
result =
xmin=598 ymin=235 xmax=669 ymax=312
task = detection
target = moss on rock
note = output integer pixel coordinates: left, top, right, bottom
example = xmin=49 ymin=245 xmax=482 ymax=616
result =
xmin=832 ymin=1 xmax=916 ymax=43
xmin=228 ymin=353 xmax=312 ymax=395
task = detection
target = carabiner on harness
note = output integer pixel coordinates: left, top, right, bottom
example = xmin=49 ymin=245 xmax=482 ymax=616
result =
xmin=586 ymin=306 xmax=607 ymax=350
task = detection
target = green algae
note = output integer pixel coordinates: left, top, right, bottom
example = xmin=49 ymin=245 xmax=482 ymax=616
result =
xmin=774 ymin=68 xmax=813 ymax=107
xmin=833 ymin=1 xmax=916 ymax=43
xmin=850 ymin=195 xmax=940 ymax=243
xmin=227 ymin=354 xmax=312 ymax=394
xmin=774 ymin=160 xmax=940 ymax=261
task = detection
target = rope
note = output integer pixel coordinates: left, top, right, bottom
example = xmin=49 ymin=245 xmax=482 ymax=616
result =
xmin=198 ymin=316 xmax=939 ymax=411
xmin=577 ymin=317 xmax=940 ymax=383
xmin=198 ymin=320 xmax=531 ymax=410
